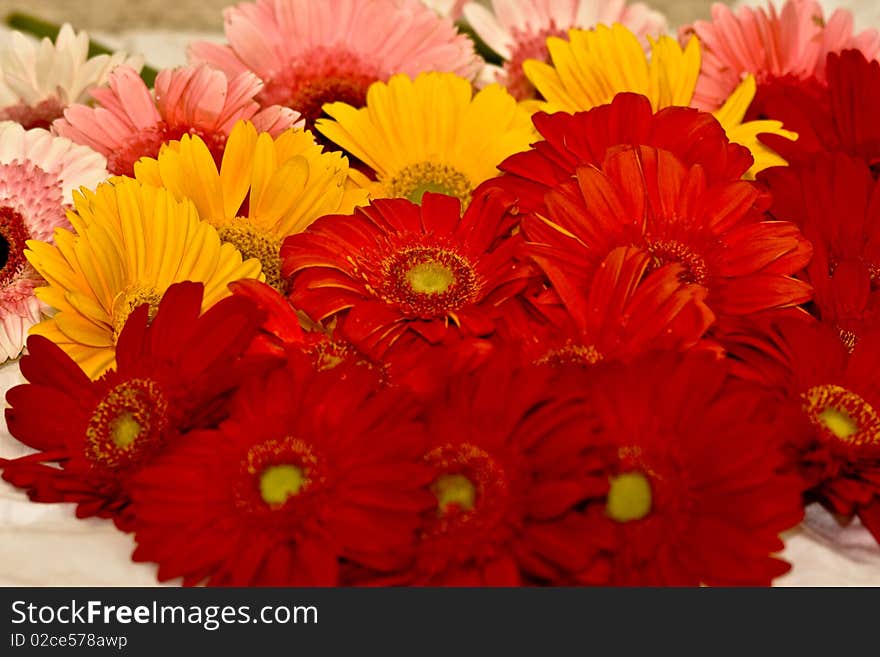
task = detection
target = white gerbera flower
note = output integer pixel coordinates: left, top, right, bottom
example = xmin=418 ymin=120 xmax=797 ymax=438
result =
xmin=0 ymin=121 xmax=108 ymax=361
xmin=0 ymin=24 xmax=142 ymax=129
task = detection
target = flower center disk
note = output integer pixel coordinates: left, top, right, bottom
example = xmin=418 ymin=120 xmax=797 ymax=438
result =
xmin=86 ymin=378 xmax=170 ymax=470
xmin=381 ymin=246 xmax=479 ymax=318
xmin=647 ymin=239 xmax=709 ymax=286
xmin=802 ymin=384 xmax=880 ymax=451
xmin=260 ymin=464 xmax=307 ymax=506
xmin=606 ymin=471 xmax=653 ymax=523
xmin=112 ymin=285 xmax=163 ymax=342
xmin=217 ymin=219 xmax=283 ymax=292
xmin=240 ymin=437 xmax=324 ymax=514
xmin=386 ymin=162 xmax=472 ymax=205
xmin=260 ymin=47 xmax=380 ymax=126
xmin=0 ymin=206 xmax=31 ymax=286
xmin=422 ymin=442 xmax=509 ymax=538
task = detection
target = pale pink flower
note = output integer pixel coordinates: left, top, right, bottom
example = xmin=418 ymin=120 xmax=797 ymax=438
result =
xmin=189 ymin=0 xmax=482 ymax=125
xmin=0 ymin=24 xmax=141 ymax=130
xmin=462 ymin=0 xmax=668 ymax=99
xmin=0 ymin=121 xmax=108 ymax=361
xmin=685 ymin=0 xmax=880 ymax=111
xmin=54 ymin=64 xmax=301 ymax=176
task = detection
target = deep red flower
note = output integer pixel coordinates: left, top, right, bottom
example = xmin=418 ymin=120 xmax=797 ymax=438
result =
xmin=129 ymin=351 xmax=434 ymax=586
xmin=281 ymin=190 xmax=538 ymax=358
xmin=724 ymin=317 xmax=880 ymax=544
xmin=760 ymin=152 xmax=880 ymax=345
xmin=393 ymin=355 xmax=611 ymax=586
xmin=760 ymin=50 xmax=880 ymax=173
xmin=524 ymin=145 xmax=813 ymax=323
xmin=1 ymin=282 xmax=265 ymax=528
xmin=516 ymin=246 xmax=716 ymax=367
xmin=572 ymin=350 xmax=804 ymax=586
xmin=477 ymin=93 xmax=753 ymax=215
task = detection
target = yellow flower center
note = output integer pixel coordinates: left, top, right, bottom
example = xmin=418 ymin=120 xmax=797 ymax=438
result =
xmin=647 ymin=239 xmax=709 ymax=286
xmin=259 ymin=464 xmax=307 ymax=506
xmin=381 ymin=246 xmax=479 ymax=318
xmin=406 ymin=261 xmax=455 ymax=294
xmin=431 ymin=473 xmax=477 ymax=514
xmin=802 ymin=384 xmax=880 ymax=449
xmin=111 ymin=285 xmax=163 ymax=342
xmin=606 ymin=472 xmax=653 ymax=523
xmin=109 ymin=412 xmax=142 ymax=449
xmin=217 ymin=219 xmax=281 ymax=291
xmin=386 ymin=162 xmax=472 ymax=205
xmin=86 ymin=378 xmax=169 ymax=469
xmin=536 ymin=343 xmax=604 ymax=367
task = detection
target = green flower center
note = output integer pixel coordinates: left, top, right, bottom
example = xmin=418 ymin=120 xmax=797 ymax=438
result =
xmin=606 ymin=472 xmax=652 ymax=523
xmin=109 ymin=412 xmax=142 ymax=449
xmin=432 ymin=473 xmax=476 ymax=514
xmin=406 ymin=261 xmax=455 ymax=294
xmin=259 ymin=464 xmax=307 ymax=506
xmin=802 ymin=384 xmax=880 ymax=448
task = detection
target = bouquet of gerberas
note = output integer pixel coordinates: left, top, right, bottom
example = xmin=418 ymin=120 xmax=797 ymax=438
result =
xmin=0 ymin=0 xmax=878 ymax=587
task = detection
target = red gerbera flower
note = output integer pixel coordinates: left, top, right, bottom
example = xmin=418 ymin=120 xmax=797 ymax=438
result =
xmin=760 ymin=152 xmax=880 ymax=345
xmin=128 ymin=351 xmax=434 ymax=586
xmin=572 ymin=350 xmax=804 ymax=586
xmin=517 ymin=246 xmax=716 ymax=367
xmin=524 ymin=145 xmax=813 ymax=323
xmin=0 ymin=282 xmax=265 ymax=529
xmin=760 ymin=50 xmax=880 ymax=173
xmin=390 ymin=355 xmax=610 ymax=586
xmin=478 ymin=93 xmax=753 ymax=215
xmin=281 ymin=190 xmax=537 ymax=358
xmin=724 ymin=317 xmax=880 ymax=545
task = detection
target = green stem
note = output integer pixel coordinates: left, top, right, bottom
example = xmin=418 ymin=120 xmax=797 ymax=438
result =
xmin=5 ymin=12 xmax=158 ymax=87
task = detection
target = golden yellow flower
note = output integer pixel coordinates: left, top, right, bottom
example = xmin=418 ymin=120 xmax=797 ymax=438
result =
xmin=25 ymin=178 xmax=262 ymax=377
xmin=523 ymin=23 xmax=796 ymax=177
xmin=316 ymin=72 xmax=535 ymax=204
xmin=133 ymin=120 xmax=369 ymax=290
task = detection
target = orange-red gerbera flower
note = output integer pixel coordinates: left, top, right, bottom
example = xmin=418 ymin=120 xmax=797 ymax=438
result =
xmin=281 ymin=190 xmax=537 ymax=358
xmin=516 ymin=246 xmax=716 ymax=367
xmin=523 ymin=145 xmax=813 ymax=323
xmin=572 ymin=350 xmax=804 ymax=585
xmin=759 ymin=50 xmax=880 ymax=172
xmin=761 ymin=152 xmax=880 ymax=346
xmin=480 ymin=93 xmax=754 ymax=215
xmin=128 ymin=350 xmax=433 ymax=586
xmin=725 ymin=317 xmax=880 ymax=546
xmin=1 ymin=282 xmax=266 ymax=529
xmin=397 ymin=355 xmax=611 ymax=585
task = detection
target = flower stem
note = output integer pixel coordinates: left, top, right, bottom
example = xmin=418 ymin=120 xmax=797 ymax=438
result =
xmin=4 ymin=12 xmax=159 ymax=87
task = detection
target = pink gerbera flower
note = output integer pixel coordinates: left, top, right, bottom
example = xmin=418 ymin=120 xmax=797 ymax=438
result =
xmin=54 ymin=64 xmax=301 ymax=176
xmin=462 ymin=0 xmax=668 ymax=99
xmin=0 ymin=24 xmax=141 ymax=130
xmin=0 ymin=121 xmax=108 ymax=361
xmin=685 ymin=0 xmax=880 ymax=112
xmin=188 ymin=0 xmax=482 ymax=126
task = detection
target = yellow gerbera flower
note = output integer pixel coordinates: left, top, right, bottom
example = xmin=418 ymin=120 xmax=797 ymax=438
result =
xmin=522 ymin=23 xmax=797 ymax=177
xmin=133 ymin=120 xmax=369 ymax=290
xmin=315 ymin=72 xmax=535 ymax=204
xmin=25 ymin=178 xmax=262 ymax=378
